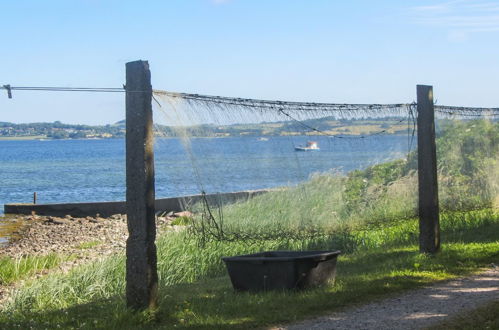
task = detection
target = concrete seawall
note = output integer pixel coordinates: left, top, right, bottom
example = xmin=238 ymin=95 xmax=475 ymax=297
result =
xmin=4 ymin=190 xmax=268 ymax=217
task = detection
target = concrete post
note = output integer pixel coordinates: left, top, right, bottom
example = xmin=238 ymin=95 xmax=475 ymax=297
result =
xmin=125 ymin=60 xmax=158 ymax=309
xmin=417 ymin=85 xmax=440 ymax=254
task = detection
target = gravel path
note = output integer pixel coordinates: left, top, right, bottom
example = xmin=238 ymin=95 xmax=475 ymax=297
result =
xmin=275 ymin=265 xmax=499 ymax=330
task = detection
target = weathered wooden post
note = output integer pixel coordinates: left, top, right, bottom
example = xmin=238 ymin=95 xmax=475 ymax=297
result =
xmin=417 ymin=85 xmax=440 ymax=254
xmin=125 ymin=60 xmax=158 ymax=309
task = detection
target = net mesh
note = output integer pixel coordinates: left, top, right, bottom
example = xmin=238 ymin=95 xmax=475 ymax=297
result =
xmin=434 ymin=107 xmax=499 ymax=212
xmin=152 ymin=90 xmax=421 ymax=245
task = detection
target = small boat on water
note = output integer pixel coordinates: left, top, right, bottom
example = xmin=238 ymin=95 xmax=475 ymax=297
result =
xmin=295 ymin=141 xmax=319 ymax=151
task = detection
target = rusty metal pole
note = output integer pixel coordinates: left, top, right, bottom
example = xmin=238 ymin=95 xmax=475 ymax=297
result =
xmin=125 ymin=60 xmax=158 ymax=309
xmin=417 ymin=85 xmax=440 ymax=254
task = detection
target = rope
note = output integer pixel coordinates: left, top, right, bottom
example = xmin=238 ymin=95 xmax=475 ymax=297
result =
xmin=435 ymin=105 xmax=499 ymax=113
xmin=434 ymin=105 xmax=499 ymax=119
xmin=153 ymin=89 xmax=410 ymax=113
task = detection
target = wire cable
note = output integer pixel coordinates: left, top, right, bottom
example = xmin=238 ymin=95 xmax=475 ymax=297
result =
xmin=3 ymin=85 xmax=498 ymax=118
xmin=4 ymin=86 xmax=126 ymax=93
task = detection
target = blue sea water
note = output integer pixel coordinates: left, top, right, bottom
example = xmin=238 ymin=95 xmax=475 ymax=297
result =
xmin=0 ymin=135 xmax=410 ymax=215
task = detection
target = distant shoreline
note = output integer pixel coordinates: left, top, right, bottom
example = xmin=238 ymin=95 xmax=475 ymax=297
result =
xmin=0 ymin=136 xmax=121 ymax=141
xmin=0 ymin=135 xmax=48 ymax=141
xmin=0 ymin=131 xmax=408 ymax=141
xmin=1 ymin=118 xmax=409 ymax=140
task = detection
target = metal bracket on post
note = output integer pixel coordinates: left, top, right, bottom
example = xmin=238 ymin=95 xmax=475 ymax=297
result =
xmin=3 ymin=85 xmax=12 ymax=98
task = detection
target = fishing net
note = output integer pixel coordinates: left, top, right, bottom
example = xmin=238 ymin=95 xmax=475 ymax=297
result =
xmin=434 ymin=105 xmax=499 ymax=212
xmin=151 ymin=90 xmax=419 ymax=245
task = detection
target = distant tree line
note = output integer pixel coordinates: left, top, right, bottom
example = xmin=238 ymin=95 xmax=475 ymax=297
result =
xmin=0 ymin=121 xmax=125 ymax=139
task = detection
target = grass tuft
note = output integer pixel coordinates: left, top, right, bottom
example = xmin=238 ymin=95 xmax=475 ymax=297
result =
xmin=0 ymin=254 xmax=67 ymax=285
xmin=75 ymin=240 xmax=101 ymax=250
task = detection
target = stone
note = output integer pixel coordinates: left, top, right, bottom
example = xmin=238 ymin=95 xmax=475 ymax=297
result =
xmin=173 ymin=211 xmax=193 ymax=218
xmin=47 ymin=217 xmax=70 ymax=225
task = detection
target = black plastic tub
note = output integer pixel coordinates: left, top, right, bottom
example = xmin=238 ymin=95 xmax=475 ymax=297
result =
xmin=222 ymin=250 xmax=341 ymax=292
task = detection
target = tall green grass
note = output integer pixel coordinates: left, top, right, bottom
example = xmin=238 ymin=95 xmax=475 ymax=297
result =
xmin=0 ymin=254 xmax=66 ymax=285
xmin=5 ymin=255 xmax=124 ymax=311
xmin=190 ymin=169 xmax=419 ymax=244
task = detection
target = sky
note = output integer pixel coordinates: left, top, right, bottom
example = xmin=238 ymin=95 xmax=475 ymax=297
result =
xmin=1 ymin=0 xmax=499 ymax=125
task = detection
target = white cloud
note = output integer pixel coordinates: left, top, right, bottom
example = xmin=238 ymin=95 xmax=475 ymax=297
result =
xmin=212 ymin=0 xmax=232 ymax=4
xmin=410 ymin=0 xmax=499 ymax=41
xmin=448 ymin=30 xmax=469 ymax=42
